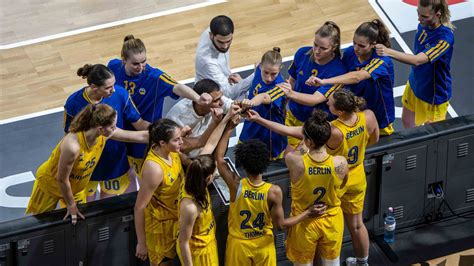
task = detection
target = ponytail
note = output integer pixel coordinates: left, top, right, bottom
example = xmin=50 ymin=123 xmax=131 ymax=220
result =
xmin=77 ymin=64 xmax=114 ymax=86
xmin=260 ymin=47 xmax=282 ymax=66
xmin=315 ymin=21 xmax=342 ymax=58
xmin=185 ymin=154 xmax=216 ymax=210
xmin=355 ymin=19 xmax=391 ymax=48
xmin=121 ymin=35 xmax=147 ymax=60
xmin=419 ymin=0 xmax=455 ymax=30
xmin=332 ymin=89 xmax=366 ymax=113
xmin=69 ymin=104 xmax=116 ymax=133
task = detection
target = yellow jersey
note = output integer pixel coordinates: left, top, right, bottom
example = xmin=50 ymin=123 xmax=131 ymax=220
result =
xmin=228 ymin=178 xmax=274 ymax=240
xmin=143 ymin=150 xmax=184 ymax=221
xmin=329 ymin=112 xmax=369 ymax=168
xmin=37 ymin=131 xmax=106 ymax=198
xmin=291 ymin=153 xmax=342 ymax=217
xmin=178 ymin=187 xmax=216 ymax=249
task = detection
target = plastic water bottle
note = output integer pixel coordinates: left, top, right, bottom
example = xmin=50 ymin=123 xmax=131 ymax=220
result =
xmin=384 ymin=207 xmax=396 ymax=244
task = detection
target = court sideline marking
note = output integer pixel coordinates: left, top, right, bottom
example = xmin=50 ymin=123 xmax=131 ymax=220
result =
xmin=0 ymin=0 xmax=226 ymax=50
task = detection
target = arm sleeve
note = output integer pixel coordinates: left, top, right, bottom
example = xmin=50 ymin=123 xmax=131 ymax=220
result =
xmin=423 ymin=37 xmax=453 ymax=63
xmin=363 ymin=58 xmax=390 ymax=81
xmin=158 ymin=72 xmax=180 ymax=100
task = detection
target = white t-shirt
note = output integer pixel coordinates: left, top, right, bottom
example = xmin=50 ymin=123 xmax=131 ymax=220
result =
xmin=195 ymin=28 xmax=254 ymax=100
xmin=165 ymin=96 xmax=232 ymax=157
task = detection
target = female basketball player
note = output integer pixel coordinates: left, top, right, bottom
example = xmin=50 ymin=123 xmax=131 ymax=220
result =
xmin=375 ymin=0 xmax=454 ymax=127
xmin=281 ymin=21 xmax=347 ymax=152
xmin=108 ymin=35 xmax=212 ymax=177
xmin=238 ymin=47 xmax=288 ymax=159
xmin=26 ymin=104 xmax=148 ymax=224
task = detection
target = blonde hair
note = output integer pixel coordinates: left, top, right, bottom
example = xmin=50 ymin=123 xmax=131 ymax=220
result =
xmin=314 ymin=21 xmax=342 ymax=58
xmin=419 ymin=0 xmax=455 ymax=30
xmin=121 ymin=35 xmax=147 ymax=60
xmin=260 ymin=47 xmax=282 ymax=66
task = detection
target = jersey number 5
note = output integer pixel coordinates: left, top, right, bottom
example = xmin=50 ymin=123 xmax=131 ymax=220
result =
xmin=240 ymin=210 xmax=265 ymax=230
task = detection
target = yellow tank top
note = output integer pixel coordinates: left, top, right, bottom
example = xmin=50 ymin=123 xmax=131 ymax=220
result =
xmin=291 ymin=153 xmax=342 ymax=217
xmin=177 ymin=187 xmax=216 ymax=249
xmin=144 ymin=150 xmax=184 ymax=221
xmin=329 ymin=112 xmax=369 ymax=168
xmin=37 ymin=131 xmax=106 ymax=198
xmin=228 ymin=178 xmax=273 ymax=240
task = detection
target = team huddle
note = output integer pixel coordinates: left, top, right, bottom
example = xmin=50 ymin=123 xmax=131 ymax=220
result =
xmin=25 ymin=0 xmax=455 ymax=265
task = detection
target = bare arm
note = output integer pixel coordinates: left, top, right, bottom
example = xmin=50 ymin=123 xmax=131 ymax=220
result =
xmin=110 ymin=128 xmax=149 ymax=143
xmin=314 ymin=70 xmax=371 ymax=86
xmin=131 ymin=118 xmax=151 ymax=131
xmin=327 ymin=125 xmax=344 ymax=150
xmin=287 ymin=90 xmax=327 ymax=107
xmin=178 ymin=198 xmax=199 ymax=266
xmin=214 ymin=127 xmax=240 ymax=201
xmin=200 ymin=104 xmax=240 ymax=155
xmin=134 ymin=161 xmax=162 ymax=261
xmin=246 ymin=110 xmax=303 ymax=139
xmin=376 ymin=44 xmax=429 ymax=66
xmin=173 ymin=83 xmax=212 ymax=105
xmin=334 ymin=156 xmax=349 ymax=181
xmin=363 ymin=109 xmax=380 ymax=146
xmin=285 ymin=152 xmax=305 ymax=184
xmin=181 ymin=119 xmax=218 ymax=153
xmin=57 ymin=135 xmax=84 ymax=224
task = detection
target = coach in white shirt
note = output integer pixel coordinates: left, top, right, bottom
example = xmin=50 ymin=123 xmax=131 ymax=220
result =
xmin=166 ymin=79 xmax=232 ymax=157
xmin=195 ymin=15 xmax=254 ymax=100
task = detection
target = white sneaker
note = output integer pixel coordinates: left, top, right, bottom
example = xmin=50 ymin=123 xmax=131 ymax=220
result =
xmin=345 ymin=257 xmax=357 ymax=266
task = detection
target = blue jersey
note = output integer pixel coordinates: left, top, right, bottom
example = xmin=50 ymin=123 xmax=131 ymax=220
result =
xmin=342 ymin=46 xmax=395 ymax=129
xmin=409 ymin=23 xmax=454 ymax=104
xmin=108 ymin=58 xmax=179 ymax=158
xmin=64 ymin=86 xmax=141 ymax=181
xmin=288 ymin=46 xmax=347 ymax=122
xmin=239 ymin=65 xmax=287 ymax=158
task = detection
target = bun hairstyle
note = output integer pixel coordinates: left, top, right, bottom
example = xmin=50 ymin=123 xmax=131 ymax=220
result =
xmin=76 ymin=64 xmax=114 ymax=87
xmin=261 ymin=47 xmax=282 ymax=66
xmin=121 ymin=34 xmax=146 ymax=60
xmin=355 ymin=19 xmax=391 ymax=48
xmin=184 ymin=154 xmax=216 ymax=209
xmin=303 ymin=109 xmax=331 ymax=148
xmin=332 ymin=89 xmax=366 ymax=113
xmin=315 ymin=21 xmax=342 ymax=58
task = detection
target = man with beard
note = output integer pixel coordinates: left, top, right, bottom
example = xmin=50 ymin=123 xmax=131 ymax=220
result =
xmin=195 ymin=15 xmax=254 ymax=100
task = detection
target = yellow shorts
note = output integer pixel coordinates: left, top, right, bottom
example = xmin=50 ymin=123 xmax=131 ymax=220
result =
xmin=402 ymin=81 xmax=449 ymax=126
xmin=286 ymin=208 xmax=344 ymax=263
xmin=128 ymin=156 xmax=144 ymax=180
xmin=379 ymin=123 xmax=394 ymax=136
xmin=225 ymin=235 xmax=276 ymax=266
xmin=26 ymin=179 xmax=86 ymax=215
xmin=285 ymin=109 xmax=304 ymax=149
xmin=145 ymin=208 xmax=178 ymax=264
xmin=340 ymin=163 xmax=367 ymax=215
xmin=177 ymin=239 xmax=219 ymax=265
xmin=86 ymin=172 xmax=130 ymax=197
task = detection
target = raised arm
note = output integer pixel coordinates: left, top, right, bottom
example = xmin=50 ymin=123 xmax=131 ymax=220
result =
xmin=247 ymin=109 xmax=303 ymax=139
xmin=134 ymin=161 xmax=163 ymax=261
xmin=178 ymin=198 xmax=199 ymax=266
xmin=57 ymin=135 xmax=84 ymax=224
xmin=375 ymin=44 xmax=429 ymax=66
xmin=214 ymin=121 xmax=240 ymax=201
xmin=308 ymin=70 xmax=371 ymax=87
xmin=173 ymin=83 xmax=212 ymax=105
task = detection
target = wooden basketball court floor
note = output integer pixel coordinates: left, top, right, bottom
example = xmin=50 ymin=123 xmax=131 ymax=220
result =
xmin=1 ymin=0 xmax=473 ymax=265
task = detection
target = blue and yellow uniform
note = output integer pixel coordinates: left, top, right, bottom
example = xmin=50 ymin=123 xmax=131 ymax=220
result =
xmin=26 ymin=132 xmax=106 ymax=214
xmin=176 ymin=188 xmax=218 ymax=265
xmin=142 ymin=150 xmax=184 ymax=265
xmin=239 ymin=65 xmax=287 ymax=159
xmin=342 ymin=46 xmax=395 ymax=135
xmin=226 ymin=178 xmax=276 ymax=266
xmin=64 ymin=86 xmax=141 ymax=196
xmin=286 ymin=153 xmax=343 ymax=263
xmin=108 ymin=59 xmax=179 ymax=173
xmin=329 ymin=112 xmax=370 ymax=214
xmin=286 ymin=47 xmax=347 ymax=147
xmin=403 ymin=23 xmax=454 ymax=125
